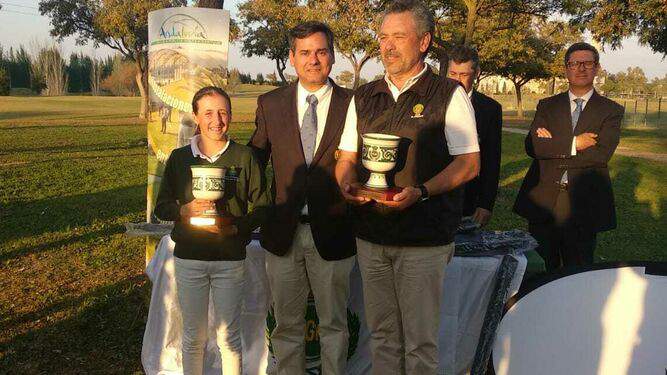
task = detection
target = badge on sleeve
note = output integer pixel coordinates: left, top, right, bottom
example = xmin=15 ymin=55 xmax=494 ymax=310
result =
xmin=411 ymin=103 xmax=424 ymax=119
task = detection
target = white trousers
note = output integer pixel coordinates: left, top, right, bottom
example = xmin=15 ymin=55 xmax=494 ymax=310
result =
xmin=174 ymin=257 xmax=245 ymax=375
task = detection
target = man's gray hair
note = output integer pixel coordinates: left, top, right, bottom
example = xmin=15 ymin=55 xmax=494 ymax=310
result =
xmin=381 ymin=0 xmax=435 ymax=55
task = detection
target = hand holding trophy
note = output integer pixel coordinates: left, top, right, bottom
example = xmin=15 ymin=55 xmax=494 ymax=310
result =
xmin=350 ymin=133 xmax=403 ymax=206
xmin=188 ymin=165 xmax=235 ymax=230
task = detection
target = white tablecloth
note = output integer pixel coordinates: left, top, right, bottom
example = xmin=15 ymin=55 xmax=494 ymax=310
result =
xmin=141 ymin=236 xmax=526 ymax=375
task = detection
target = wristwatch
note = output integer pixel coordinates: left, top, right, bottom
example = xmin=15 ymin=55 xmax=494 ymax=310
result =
xmin=416 ymin=184 xmax=429 ymax=202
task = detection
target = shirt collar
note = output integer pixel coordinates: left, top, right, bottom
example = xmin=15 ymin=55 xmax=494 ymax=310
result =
xmin=568 ymin=88 xmax=594 ymax=103
xmin=373 ymin=63 xmax=433 ymax=98
xmin=190 ymin=134 xmax=230 ymax=162
xmin=297 ymin=79 xmax=332 ymax=106
xmin=384 ymin=63 xmax=429 ymax=96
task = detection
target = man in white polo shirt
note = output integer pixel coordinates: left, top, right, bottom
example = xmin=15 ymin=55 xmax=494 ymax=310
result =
xmin=334 ymin=1 xmax=480 ymax=373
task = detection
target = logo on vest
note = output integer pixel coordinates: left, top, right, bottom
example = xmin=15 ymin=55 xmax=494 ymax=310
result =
xmin=411 ymin=103 xmax=424 ymax=118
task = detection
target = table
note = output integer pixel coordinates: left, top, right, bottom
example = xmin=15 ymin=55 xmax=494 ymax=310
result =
xmin=141 ymin=235 xmax=527 ymax=375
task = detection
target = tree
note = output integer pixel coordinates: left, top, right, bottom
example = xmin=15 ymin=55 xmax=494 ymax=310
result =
xmin=238 ymin=0 xmax=305 ymax=84
xmin=90 ymin=58 xmax=104 ymax=96
xmin=336 ymin=70 xmax=354 ymax=88
xmin=541 ymin=20 xmax=581 ymax=95
xmin=313 ymin=0 xmax=379 ymax=89
xmin=607 ymin=67 xmax=649 ymax=95
xmin=39 ymin=0 xmax=187 ymax=118
xmin=101 ymin=55 xmax=139 ymax=96
xmin=647 ymin=74 xmax=667 ymax=97
xmin=31 ymin=44 xmax=69 ymax=96
xmin=68 ymin=53 xmax=93 ymax=93
xmin=256 ymin=72 xmax=265 ymax=84
xmin=195 ymin=0 xmax=241 ymax=42
xmin=483 ymin=18 xmax=570 ymax=118
xmin=266 ymin=72 xmax=277 ymax=85
xmin=568 ymin=0 xmax=667 ymax=55
xmin=427 ymin=0 xmax=562 ymax=74
xmin=196 ymin=0 xmax=224 ymax=7
xmin=0 ymin=68 xmax=10 ymax=95
xmin=226 ymin=68 xmax=242 ymax=93
xmin=239 ymin=72 xmax=252 ymax=84
xmin=0 ymin=46 xmax=32 ymax=89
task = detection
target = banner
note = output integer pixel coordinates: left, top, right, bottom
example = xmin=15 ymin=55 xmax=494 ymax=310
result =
xmin=146 ymin=7 xmax=230 ymax=223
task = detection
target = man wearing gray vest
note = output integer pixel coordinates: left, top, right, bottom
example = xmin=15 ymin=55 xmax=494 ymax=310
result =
xmin=335 ymin=1 xmax=480 ymax=373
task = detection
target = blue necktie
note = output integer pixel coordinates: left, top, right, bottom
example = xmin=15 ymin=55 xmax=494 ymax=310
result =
xmin=572 ymin=98 xmax=584 ymax=129
xmin=562 ymin=98 xmax=585 ymax=183
xmin=301 ymin=94 xmax=318 ymax=165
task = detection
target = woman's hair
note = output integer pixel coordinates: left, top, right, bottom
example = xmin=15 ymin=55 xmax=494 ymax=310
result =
xmin=191 ymin=86 xmax=231 ymax=115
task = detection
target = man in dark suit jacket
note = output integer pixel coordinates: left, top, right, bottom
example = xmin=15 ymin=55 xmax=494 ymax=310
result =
xmin=514 ymin=42 xmax=624 ymax=271
xmin=447 ymin=45 xmax=502 ymax=226
xmin=248 ymin=22 xmax=355 ymax=375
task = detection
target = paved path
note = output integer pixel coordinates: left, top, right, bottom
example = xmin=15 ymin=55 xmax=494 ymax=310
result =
xmin=503 ymin=127 xmax=667 ymax=164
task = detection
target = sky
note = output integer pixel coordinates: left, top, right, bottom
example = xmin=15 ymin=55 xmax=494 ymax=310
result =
xmin=0 ymin=0 xmax=665 ymax=80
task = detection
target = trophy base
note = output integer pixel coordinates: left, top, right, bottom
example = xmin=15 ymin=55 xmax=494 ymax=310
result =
xmin=190 ymin=216 xmax=234 ymax=227
xmin=351 ymin=183 xmax=402 ymax=203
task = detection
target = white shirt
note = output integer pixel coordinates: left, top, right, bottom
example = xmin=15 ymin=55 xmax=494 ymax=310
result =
xmin=338 ymin=64 xmax=479 ymax=155
xmin=297 ymin=79 xmax=334 ymax=215
xmin=190 ymin=135 xmax=230 ymax=163
xmin=568 ymin=88 xmax=594 ymax=156
xmin=297 ymin=79 xmax=333 ymax=152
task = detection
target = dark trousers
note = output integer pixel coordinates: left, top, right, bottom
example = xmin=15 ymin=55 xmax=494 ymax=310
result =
xmin=529 ymin=189 xmax=597 ymax=272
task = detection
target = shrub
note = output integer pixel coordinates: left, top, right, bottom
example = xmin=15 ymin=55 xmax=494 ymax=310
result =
xmin=0 ymin=67 xmax=10 ymax=95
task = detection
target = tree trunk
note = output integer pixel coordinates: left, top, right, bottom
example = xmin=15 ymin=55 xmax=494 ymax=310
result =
xmin=135 ymin=71 xmax=148 ymax=120
xmin=548 ymin=77 xmax=555 ymax=95
xmin=135 ymin=53 xmax=148 ymax=120
xmin=353 ymin=64 xmax=361 ymax=89
xmin=514 ymin=81 xmax=524 ymax=118
xmin=463 ymin=0 xmax=478 ymax=45
xmin=276 ymin=58 xmax=287 ymax=84
xmin=345 ymin=53 xmax=370 ymax=90
xmin=431 ymin=38 xmax=450 ymax=75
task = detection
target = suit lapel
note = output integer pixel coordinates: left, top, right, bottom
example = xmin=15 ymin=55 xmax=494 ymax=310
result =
xmin=310 ymin=82 xmax=346 ymax=168
xmin=554 ymin=92 xmax=573 ymax=137
xmin=471 ymin=91 xmax=483 ymax=132
xmin=573 ymin=90 xmax=601 ymax=135
xmin=284 ymin=83 xmax=306 ymax=166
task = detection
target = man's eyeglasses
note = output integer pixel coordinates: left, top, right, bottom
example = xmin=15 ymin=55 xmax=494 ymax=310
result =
xmin=566 ymin=60 xmax=597 ymax=70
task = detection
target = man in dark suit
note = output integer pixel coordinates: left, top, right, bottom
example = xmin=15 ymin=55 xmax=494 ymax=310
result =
xmin=248 ymin=22 xmax=356 ymax=375
xmin=514 ymin=42 xmax=624 ymax=271
xmin=447 ymin=45 xmax=502 ymax=226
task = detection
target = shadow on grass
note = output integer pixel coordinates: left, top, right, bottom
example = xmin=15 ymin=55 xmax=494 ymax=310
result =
xmin=601 ymin=157 xmax=667 ymax=261
xmin=6 ymin=140 xmax=147 ymax=154
xmin=24 ymin=152 xmax=148 ymax=165
xmin=0 ymin=274 xmax=149 ymax=374
xmin=0 ymin=226 xmax=122 ymax=264
xmin=0 ymin=185 xmax=146 ymax=251
xmin=491 ymin=132 xmax=666 ymax=261
xmin=0 ymin=123 xmax=139 ymax=131
xmin=0 ymin=111 xmax=71 ymax=121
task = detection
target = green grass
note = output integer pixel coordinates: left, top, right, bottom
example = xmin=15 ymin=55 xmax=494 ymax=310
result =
xmin=0 ymin=93 xmax=665 ymax=372
xmin=491 ymin=93 xmax=667 ymax=128
xmin=489 ymin=133 xmax=667 ymax=262
xmin=492 ymin=93 xmax=667 ymax=155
